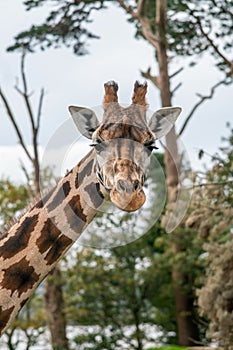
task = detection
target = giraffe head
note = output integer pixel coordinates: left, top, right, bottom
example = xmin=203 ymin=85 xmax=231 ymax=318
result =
xmin=69 ymin=81 xmax=181 ymax=212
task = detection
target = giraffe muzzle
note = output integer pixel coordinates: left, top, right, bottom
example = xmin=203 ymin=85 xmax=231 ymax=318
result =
xmin=110 ymin=180 xmax=146 ymax=212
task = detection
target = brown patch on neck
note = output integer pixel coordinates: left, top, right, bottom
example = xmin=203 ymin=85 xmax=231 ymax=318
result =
xmin=75 ymin=159 xmax=94 ymax=188
xmin=84 ymin=182 xmax=105 ymax=208
xmin=2 ymin=257 xmax=40 ymax=297
xmin=64 ymin=194 xmax=87 ymax=232
xmin=37 ymin=218 xmax=62 ymax=254
xmin=0 ymin=306 xmax=14 ymax=334
xmin=37 ymin=218 xmax=73 ymax=265
xmin=47 ymin=181 xmax=71 ymax=212
xmin=0 ymin=214 xmax=39 ymax=259
xmin=44 ymin=234 xmax=72 ymax=265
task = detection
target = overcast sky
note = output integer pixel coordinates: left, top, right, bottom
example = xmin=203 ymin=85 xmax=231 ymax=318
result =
xmin=0 ymin=1 xmax=232 ymax=182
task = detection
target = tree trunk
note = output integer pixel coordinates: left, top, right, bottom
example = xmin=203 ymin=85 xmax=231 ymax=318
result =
xmin=172 ymin=246 xmax=200 ymax=346
xmin=156 ymin=0 xmax=200 ymax=345
xmin=44 ymin=266 xmax=70 ymax=350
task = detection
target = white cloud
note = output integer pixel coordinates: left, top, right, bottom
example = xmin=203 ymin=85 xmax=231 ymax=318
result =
xmin=0 ymin=145 xmax=33 ymax=183
xmin=0 ymin=140 xmax=90 ymax=183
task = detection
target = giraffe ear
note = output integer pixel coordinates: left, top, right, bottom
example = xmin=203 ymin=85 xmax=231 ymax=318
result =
xmin=68 ymin=106 xmax=100 ymax=139
xmin=148 ymin=107 xmax=182 ymax=139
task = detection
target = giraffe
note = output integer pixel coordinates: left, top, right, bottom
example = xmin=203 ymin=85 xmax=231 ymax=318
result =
xmin=0 ymin=80 xmax=181 ymax=335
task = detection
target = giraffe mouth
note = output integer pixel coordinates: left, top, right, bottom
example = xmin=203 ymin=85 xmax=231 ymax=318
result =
xmin=110 ymin=187 xmax=146 ymax=212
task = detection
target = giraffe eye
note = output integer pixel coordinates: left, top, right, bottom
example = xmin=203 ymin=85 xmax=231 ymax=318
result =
xmin=144 ymin=141 xmax=158 ymax=153
xmin=146 ymin=145 xmax=157 ymax=153
xmin=90 ymin=141 xmax=107 ymax=153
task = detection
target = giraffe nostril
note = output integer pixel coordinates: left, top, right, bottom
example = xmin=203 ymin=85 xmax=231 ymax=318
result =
xmin=117 ymin=179 xmax=140 ymax=193
xmin=117 ymin=180 xmax=127 ymax=192
xmin=133 ymin=180 xmax=140 ymax=191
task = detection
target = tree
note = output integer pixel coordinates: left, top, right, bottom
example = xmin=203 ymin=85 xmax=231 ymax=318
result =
xmin=63 ymin=228 xmax=174 ymax=350
xmin=185 ymin=125 xmax=233 ymax=348
xmin=0 ymin=52 xmax=69 ymax=350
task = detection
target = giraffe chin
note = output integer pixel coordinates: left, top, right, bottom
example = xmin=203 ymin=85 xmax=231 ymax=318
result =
xmin=110 ymin=189 xmax=146 ymax=212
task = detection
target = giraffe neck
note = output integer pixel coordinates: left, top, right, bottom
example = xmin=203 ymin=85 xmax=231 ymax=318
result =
xmin=0 ymin=150 xmax=105 ymax=335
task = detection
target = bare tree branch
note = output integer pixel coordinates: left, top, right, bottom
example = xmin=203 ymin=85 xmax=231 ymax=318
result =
xmin=171 ymin=82 xmax=182 ymax=95
xmin=221 ymin=6 xmax=233 ymax=18
xmin=140 ymin=67 xmax=160 ymax=89
xmin=36 ymin=88 xmax=45 ymax=133
xmin=169 ymin=67 xmax=184 ymax=79
xmin=0 ymin=87 xmax=33 ymax=162
xmin=195 ymin=16 xmax=233 ymax=76
xmin=141 ymin=67 xmax=183 ymax=96
xmin=211 ymin=0 xmax=233 ymax=18
xmin=19 ymin=50 xmax=40 ymax=193
xmin=139 ymin=18 xmax=159 ymax=49
xmin=2 ymin=50 xmax=43 ymax=193
xmin=117 ymin=0 xmax=159 ymax=48
xmin=20 ymin=50 xmax=37 ymax=132
xmin=178 ymin=79 xmax=228 ymax=136
xmin=117 ymin=0 xmax=138 ymax=18
xmin=137 ymin=0 xmax=147 ymax=17
xmin=19 ymin=160 xmax=34 ymax=196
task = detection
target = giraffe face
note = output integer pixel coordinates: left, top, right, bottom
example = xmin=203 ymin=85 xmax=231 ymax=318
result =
xmin=69 ymin=81 xmax=181 ymax=212
xmin=92 ymin=139 xmax=150 ymax=212
xmin=91 ymin=112 xmax=155 ymax=212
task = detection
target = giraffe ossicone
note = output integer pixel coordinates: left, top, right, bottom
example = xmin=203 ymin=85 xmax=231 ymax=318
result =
xmin=69 ymin=80 xmax=181 ymax=212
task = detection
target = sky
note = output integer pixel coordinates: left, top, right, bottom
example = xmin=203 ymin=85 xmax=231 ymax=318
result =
xmin=0 ymin=1 xmax=232 ymax=182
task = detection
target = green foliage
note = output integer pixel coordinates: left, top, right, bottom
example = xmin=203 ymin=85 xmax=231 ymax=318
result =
xmin=8 ymin=0 xmax=107 ymax=54
xmin=185 ymin=125 xmax=233 ymax=347
xmin=187 ymin=124 xmax=233 ymax=243
xmin=63 ymin=231 xmax=165 ymax=349
xmin=0 ymin=179 xmax=29 ymax=227
xmin=139 ymin=0 xmax=233 ymax=73
xmin=0 ymin=167 xmax=55 ymax=229
xmin=8 ymin=0 xmax=233 ymax=74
